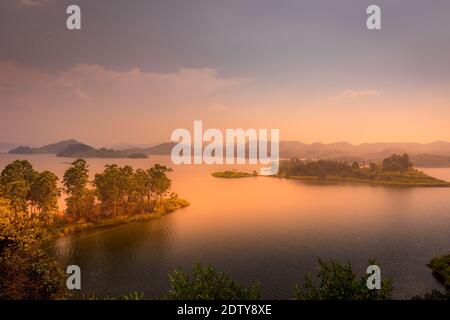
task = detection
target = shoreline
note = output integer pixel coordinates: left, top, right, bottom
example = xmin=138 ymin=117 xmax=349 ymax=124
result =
xmin=274 ymin=174 xmax=450 ymax=187
xmin=52 ymin=199 xmax=190 ymax=238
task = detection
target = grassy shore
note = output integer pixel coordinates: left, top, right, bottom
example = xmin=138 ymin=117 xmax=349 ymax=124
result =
xmin=211 ymin=171 xmax=257 ymax=178
xmin=54 ymin=198 xmax=190 ymax=237
xmin=277 ymin=169 xmax=450 ymax=187
xmin=428 ymin=254 xmax=450 ymax=290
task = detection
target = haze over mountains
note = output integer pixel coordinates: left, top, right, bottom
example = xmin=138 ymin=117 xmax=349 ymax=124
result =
xmin=278 ymin=141 xmax=450 ymax=159
xmin=7 ymin=139 xmax=80 ymax=155
xmin=0 ymin=143 xmax=17 ymax=153
xmin=3 ymin=139 xmax=450 ymax=167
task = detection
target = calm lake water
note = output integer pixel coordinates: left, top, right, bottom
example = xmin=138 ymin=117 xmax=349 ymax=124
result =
xmin=1 ymin=154 xmax=449 ymax=299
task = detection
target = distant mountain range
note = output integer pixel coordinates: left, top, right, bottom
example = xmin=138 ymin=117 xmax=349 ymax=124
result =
xmin=8 ymin=139 xmax=80 ymax=155
xmin=278 ymin=141 xmax=450 ymax=160
xmin=55 ymin=143 xmax=148 ymax=159
xmin=8 ymin=140 xmax=152 ymax=159
xmin=6 ymin=139 xmax=450 ymax=166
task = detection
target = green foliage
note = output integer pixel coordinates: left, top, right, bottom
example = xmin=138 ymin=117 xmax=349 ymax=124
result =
xmin=29 ymin=171 xmax=60 ymax=215
xmin=94 ymin=164 xmax=129 ymax=216
xmin=0 ymin=160 xmax=37 ymax=212
xmin=412 ymin=254 xmax=449 ymax=300
xmin=0 ymin=160 xmax=60 ymax=215
xmin=0 ymin=198 xmax=65 ymax=299
xmin=148 ymin=164 xmax=172 ymax=206
xmin=278 ymin=155 xmax=449 ymax=186
xmin=167 ymin=263 xmax=260 ymax=300
xmin=279 ymin=158 xmax=360 ymax=179
xmin=292 ymin=259 xmax=393 ymax=300
xmin=382 ymin=153 xmax=412 ymax=171
xmin=428 ymin=254 xmax=450 ymax=290
xmin=63 ymin=159 xmax=89 ymax=195
xmin=63 ymin=159 xmax=94 ymax=221
xmin=92 ymin=163 xmax=174 ymax=216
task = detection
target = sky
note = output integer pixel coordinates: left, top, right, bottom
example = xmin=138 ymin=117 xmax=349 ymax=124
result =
xmin=1 ymin=0 xmax=450 ymax=146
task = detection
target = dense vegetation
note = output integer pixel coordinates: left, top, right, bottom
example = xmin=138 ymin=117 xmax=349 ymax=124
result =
xmin=94 ymin=258 xmax=449 ymax=300
xmin=428 ymin=254 xmax=450 ymax=290
xmin=0 ymin=159 xmax=187 ymax=299
xmin=0 ymin=160 xmax=60 ymax=215
xmin=278 ymin=153 xmax=450 ymax=186
xmin=60 ymin=159 xmax=189 ymax=226
xmin=166 ymin=263 xmax=260 ymax=300
xmin=292 ymin=259 xmax=393 ymax=300
xmin=0 ymin=199 xmax=65 ymax=299
xmin=86 ymin=260 xmax=392 ymax=300
xmin=410 ymin=154 xmax=450 ymax=168
xmin=412 ymin=254 xmax=450 ymax=300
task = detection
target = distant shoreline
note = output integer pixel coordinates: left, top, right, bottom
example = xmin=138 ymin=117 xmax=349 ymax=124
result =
xmin=211 ymin=171 xmax=257 ymax=179
xmin=274 ymin=174 xmax=450 ymax=187
xmin=211 ymin=170 xmax=450 ymax=187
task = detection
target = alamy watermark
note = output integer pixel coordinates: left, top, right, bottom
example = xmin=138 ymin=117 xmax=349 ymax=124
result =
xmin=66 ymin=265 xmax=81 ymax=290
xmin=170 ymin=121 xmax=280 ymax=175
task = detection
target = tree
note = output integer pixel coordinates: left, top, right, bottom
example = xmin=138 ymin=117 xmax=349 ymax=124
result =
xmin=292 ymin=259 xmax=393 ymax=300
xmin=352 ymin=161 xmax=360 ymax=169
xmin=167 ymin=263 xmax=260 ymax=300
xmin=148 ymin=164 xmax=172 ymax=206
xmin=29 ymin=171 xmax=60 ymax=216
xmin=63 ymin=159 xmax=94 ymax=221
xmin=382 ymin=153 xmax=412 ymax=171
xmin=119 ymin=165 xmax=136 ymax=213
xmin=130 ymin=168 xmax=152 ymax=212
xmin=0 ymin=198 xmax=65 ymax=299
xmin=94 ymin=164 xmax=128 ymax=216
xmin=0 ymin=160 xmax=37 ymax=212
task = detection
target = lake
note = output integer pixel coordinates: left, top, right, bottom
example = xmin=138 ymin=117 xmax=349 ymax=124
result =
xmin=1 ymin=154 xmax=449 ymax=299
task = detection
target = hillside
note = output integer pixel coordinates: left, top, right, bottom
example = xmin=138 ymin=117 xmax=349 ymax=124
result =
xmin=123 ymin=142 xmax=176 ymax=155
xmin=57 ymin=143 xmax=128 ymax=158
xmin=9 ymin=139 xmax=80 ymax=154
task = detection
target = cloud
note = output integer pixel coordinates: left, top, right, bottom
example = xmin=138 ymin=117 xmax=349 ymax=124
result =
xmin=15 ymin=0 xmax=51 ymax=7
xmin=0 ymin=60 xmax=248 ymax=144
xmin=0 ymin=61 xmax=246 ymax=108
xmin=326 ymin=90 xmax=381 ymax=103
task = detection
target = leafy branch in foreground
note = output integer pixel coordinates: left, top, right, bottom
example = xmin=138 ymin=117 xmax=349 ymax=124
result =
xmin=166 ymin=263 xmax=260 ymax=300
xmin=0 ymin=198 xmax=65 ymax=300
xmin=292 ymin=259 xmax=393 ymax=300
xmin=412 ymin=254 xmax=449 ymax=300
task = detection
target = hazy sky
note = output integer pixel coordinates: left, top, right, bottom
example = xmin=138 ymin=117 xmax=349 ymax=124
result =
xmin=1 ymin=0 xmax=450 ymax=146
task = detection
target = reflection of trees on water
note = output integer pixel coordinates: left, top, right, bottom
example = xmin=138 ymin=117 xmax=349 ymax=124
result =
xmin=52 ymin=215 xmax=176 ymax=296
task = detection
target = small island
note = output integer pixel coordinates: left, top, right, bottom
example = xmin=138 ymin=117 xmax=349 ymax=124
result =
xmin=211 ymin=170 xmax=258 ymax=179
xmin=128 ymin=153 xmax=148 ymax=159
xmin=277 ymin=154 xmax=450 ymax=187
